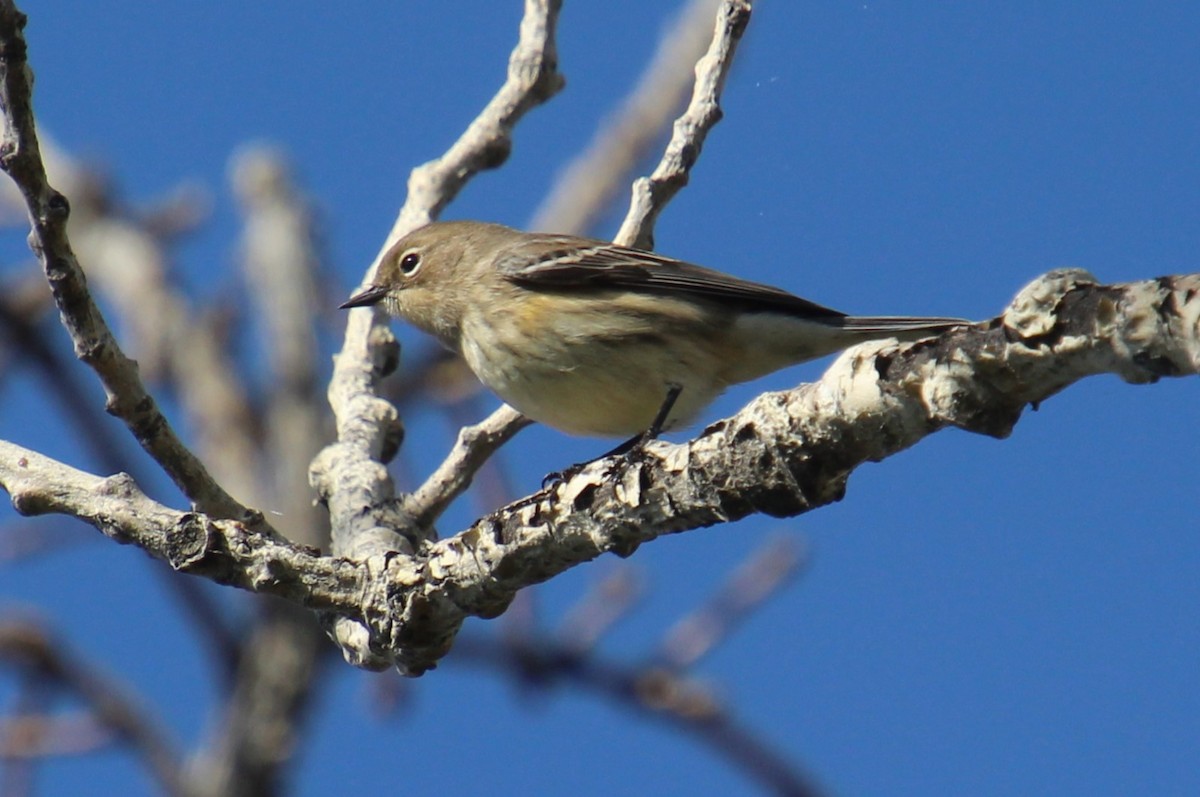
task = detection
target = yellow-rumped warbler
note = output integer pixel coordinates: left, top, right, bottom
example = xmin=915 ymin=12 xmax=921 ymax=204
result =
xmin=342 ymin=221 xmax=967 ymax=441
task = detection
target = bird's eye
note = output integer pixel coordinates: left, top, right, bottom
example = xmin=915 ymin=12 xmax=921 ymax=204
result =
xmin=399 ymin=251 xmax=421 ymax=276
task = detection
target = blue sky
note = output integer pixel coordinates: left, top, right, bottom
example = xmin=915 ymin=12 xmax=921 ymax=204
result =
xmin=3 ymin=3 xmax=1199 ymax=795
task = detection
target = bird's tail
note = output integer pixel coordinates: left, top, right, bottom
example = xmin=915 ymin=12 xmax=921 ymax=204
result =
xmin=836 ymin=316 xmax=970 ymax=336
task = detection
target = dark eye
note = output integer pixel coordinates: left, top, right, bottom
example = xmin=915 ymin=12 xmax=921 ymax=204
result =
xmin=399 ymin=251 xmax=421 ymax=276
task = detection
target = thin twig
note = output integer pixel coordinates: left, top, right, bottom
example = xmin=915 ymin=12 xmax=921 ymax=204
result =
xmin=530 ymin=0 xmax=723 ymax=236
xmin=404 ymin=405 xmax=532 ymax=529
xmin=386 ymin=0 xmax=566 ymax=239
xmin=615 ymin=0 xmax=753 ymax=250
xmin=555 ymin=566 xmax=643 ymax=654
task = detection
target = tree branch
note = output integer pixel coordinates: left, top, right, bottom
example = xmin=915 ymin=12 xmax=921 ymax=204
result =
xmin=0 ymin=442 xmax=363 ymax=615
xmin=6 ymin=270 xmax=1196 ymax=674
xmin=450 ymin=633 xmax=825 ymax=797
xmin=0 ymin=1 xmax=256 ymax=523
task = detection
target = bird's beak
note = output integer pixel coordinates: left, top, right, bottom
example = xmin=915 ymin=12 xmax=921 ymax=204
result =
xmin=339 ymin=284 xmax=389 ymax=309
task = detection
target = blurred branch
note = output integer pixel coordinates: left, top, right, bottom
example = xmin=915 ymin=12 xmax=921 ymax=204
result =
xmin=530 ymin=0 xmax=722 ymax=236
xmin=232 ymin=146 xmax=329 ymax=549
xmin=187 ymin=603 xmax=326 ymax=797
xmin=31 ymin=142 xmax=263 ymax=506
xmin=555 ymin=566 xmax=643 ymax=654
xmin=616 ymin=0 xmax=752 ymax=250
xmin=451 ymin=636 xmax=824 ymax=797
xmin=0 ymin=286 xmax=139 ymax=479
xmin=179 ymin=147 xmax=337 ymax=797
xmin=0 ymin=619 xmax=185 ymax=796
xmin=454 ymin=537 xmax=817 ymax=794
xmin=658 ymin=536 xmax=804 ymax=668
xmin=0 ymin=712 xmax=112 ymax=758
xmin=0 ymin=517 xmax=92 ymax=565
xmin=0 ymin=269 xmax=245 ymax=679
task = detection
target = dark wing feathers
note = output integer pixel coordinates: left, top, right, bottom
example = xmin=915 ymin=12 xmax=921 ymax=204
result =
xmin=499 ymin=239 xmax=848 ymax=321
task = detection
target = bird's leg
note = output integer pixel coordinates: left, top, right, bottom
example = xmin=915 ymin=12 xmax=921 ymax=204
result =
xmin=542 ymin=383 xmax=683 ymax=488
xmin=599 ymin=382 xmax=682 ymax=458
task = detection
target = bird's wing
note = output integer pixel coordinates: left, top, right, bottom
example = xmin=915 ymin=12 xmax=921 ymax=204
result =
xmin=497 ymin=238 xmax=848 ymax=320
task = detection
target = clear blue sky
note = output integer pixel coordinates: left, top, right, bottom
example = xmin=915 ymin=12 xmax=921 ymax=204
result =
xmin=3 ymin=3 xmax=1198 ymax=795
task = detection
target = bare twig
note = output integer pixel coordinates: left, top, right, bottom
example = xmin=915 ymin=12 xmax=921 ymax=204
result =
xmin=384 ymin=0 xmax=566 ymax=240
xmin=530 ymin=0 xmax=723 ymax=236
xmin=404 ymin=404 xmax=532 ymax=529
xmin=615 ymin=0 xmax=753 ymax=250
xmin=0 ymin=2 xmax=256 ymax=523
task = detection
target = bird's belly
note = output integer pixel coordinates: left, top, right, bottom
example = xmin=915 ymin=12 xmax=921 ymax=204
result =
xmin=461 ymin=310 xmax=724 ymax=437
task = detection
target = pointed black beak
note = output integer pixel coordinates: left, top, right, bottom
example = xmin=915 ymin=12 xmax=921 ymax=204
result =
xmin=339 ymin=284 xmax=389 ymax=309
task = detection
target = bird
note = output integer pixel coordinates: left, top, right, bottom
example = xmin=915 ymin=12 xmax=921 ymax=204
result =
xmin=341 ymin=221 xmax=967 ymax=449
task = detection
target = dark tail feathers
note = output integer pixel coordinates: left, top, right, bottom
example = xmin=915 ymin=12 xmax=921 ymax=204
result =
xmin=837 ymin=316 xmax=970 ymax=334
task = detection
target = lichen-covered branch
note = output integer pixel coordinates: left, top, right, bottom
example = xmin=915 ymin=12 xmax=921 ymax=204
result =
xmin=373 ymin=270 xmax=1197 ymax=673
xmin=6 ymin=271 xmax=1196 ymax=675
xmin=615 ymin=0 xmax=753 ymax=250
xmin=0 ymin=441 xmax=364 ymax=614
